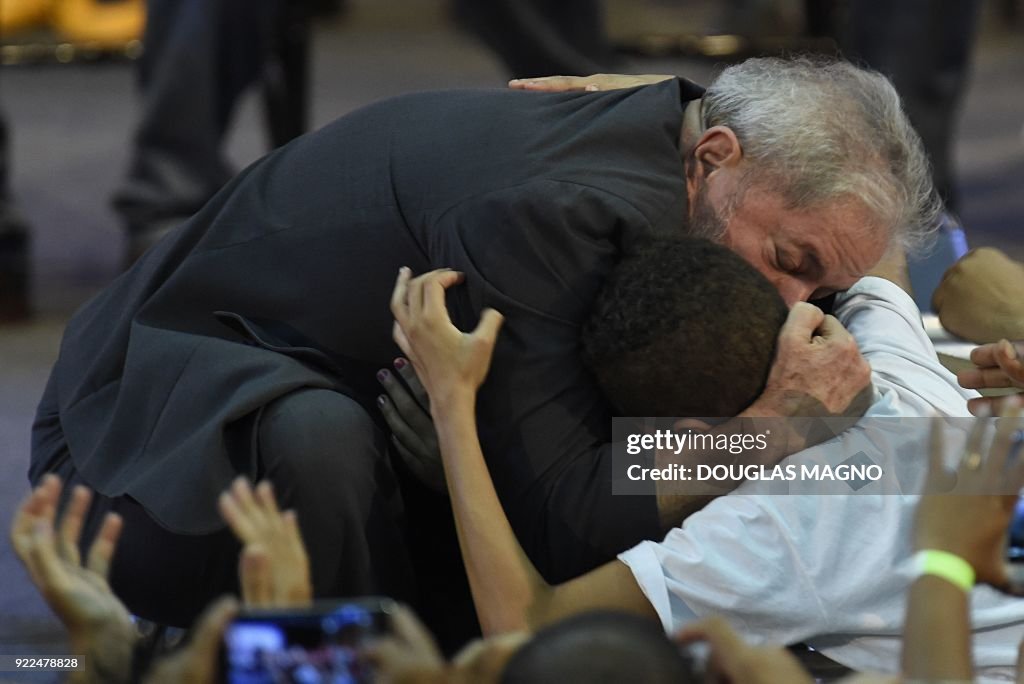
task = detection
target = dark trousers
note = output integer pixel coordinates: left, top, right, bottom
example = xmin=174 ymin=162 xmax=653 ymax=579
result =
xmin=113 ymin=0 xmax=302 ymax=233
xmin=0 ymin=113 xmax=10 ymax=201
xmin=0 ymin=112 xmax=31 ymax=319
xmin=454 ymin=0 xmax=612 ymax=78
xmin=32 ymin=384 xmax=415 ymax=628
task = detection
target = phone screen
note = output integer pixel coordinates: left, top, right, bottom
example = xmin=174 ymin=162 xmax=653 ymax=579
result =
xmin=1006 ymin=497 xmax=1024 ymax=563
xmin=221 ymin=600 xmax=393 ymax=683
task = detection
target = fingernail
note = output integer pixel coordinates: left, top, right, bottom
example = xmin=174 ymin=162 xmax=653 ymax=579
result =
xmin=509 ymin=79 xmax=521 ymax=84
xmin=585 ymin=84 xmax=599 ymax=91
xmin=377 ymin=369 xmax=389 ymax=382
xmin=377 ymin=395 xmax=387 ymax=407
xmin=1003 ymin=339 xmax=1018 ymax=360
xmin=394 ymin=358 xmax=407 ymax=370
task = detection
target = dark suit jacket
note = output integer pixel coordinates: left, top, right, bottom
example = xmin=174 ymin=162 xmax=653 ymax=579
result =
xmin=35 ymin=78 xmax=704 ymax=581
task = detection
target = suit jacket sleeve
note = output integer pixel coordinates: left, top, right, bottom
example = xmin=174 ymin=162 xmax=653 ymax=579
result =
xmin=429 ymin=178 xmax=663 ymax=581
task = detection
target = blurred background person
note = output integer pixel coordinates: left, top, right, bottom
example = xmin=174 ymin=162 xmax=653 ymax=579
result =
xmin=0 ymin=113 xmax=31 ymax=322
xmin=841 ymin=0 xmax=983 ymax=218
xmin=113 ymin=0 xmax=325 ymax=263
xmin=840 ymin=0 xmax=984 ymax=311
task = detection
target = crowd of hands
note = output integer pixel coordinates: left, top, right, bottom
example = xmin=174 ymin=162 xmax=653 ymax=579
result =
xmin=11 ymin=378 xmax=1024 ymax=684
xmin=11 ymin=267 xmax=1024 ymax=684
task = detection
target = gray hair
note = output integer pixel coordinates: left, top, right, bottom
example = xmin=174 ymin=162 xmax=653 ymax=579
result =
xmin=701 ymin=56 xmax=942 ymax=250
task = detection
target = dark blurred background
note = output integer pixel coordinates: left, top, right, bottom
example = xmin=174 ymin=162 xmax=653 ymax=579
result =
xmin=0 ymin=0 xmax=1021 ymax=679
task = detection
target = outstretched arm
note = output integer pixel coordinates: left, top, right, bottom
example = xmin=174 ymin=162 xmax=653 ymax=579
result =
xmin=959 ymin=339 xmax=1024 ymax=415
xmin=219 ymin=478 xmax=313 ymax=608
xmin=903 ymin=400 xmax=1024 ymax=681
xmin=390 ymin=267 xmax=655 ymax=634
xmin=10 ymin=475 xmax=136 ymax=684
xmin=11 ymin=475 xmax=243 ymax=684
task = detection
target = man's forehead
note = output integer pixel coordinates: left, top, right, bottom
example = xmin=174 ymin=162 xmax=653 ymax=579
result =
xmin=793 ymin=233 xmax=874 ymax=274
xmin=782 ymin=205 xmax=886 ymax=276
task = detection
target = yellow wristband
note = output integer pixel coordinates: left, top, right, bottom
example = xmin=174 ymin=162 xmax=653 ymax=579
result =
xmin=912 ymin=550 xmax=975 ymax=592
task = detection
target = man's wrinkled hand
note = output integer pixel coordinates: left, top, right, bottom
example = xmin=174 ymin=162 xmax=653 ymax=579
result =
xmin=508 ymin=73 xmax=673 ymax=92
xmin=747 ymin=302 xmax=872 ymax=420
xmin=933 ymin=247 xmax=1024 ymax=344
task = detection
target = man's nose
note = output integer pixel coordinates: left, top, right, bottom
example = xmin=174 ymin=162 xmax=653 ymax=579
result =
xmin=776 ymin=278 xmax=814 ymax=307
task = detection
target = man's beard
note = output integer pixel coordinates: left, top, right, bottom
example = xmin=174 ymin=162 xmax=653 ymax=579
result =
xmin=685 ymin=181 xmax=728 ymax=243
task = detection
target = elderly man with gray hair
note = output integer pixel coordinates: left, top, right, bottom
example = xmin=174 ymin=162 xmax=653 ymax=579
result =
xmin=31 ymin=55 xmax=937 ymax=633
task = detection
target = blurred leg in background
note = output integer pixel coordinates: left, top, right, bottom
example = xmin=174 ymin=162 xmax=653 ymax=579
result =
xmin=842 ymin=0 xmax=982 ymax=215
xmin=113 ymin=0 xmax=312 ymax=264
xmin=453 ymin=0 xmax=613 ymax=78
xmin=0 ymin=113 xmax=32 ymax=322
xmin=841 ymin=0 xmax=982 ymax=310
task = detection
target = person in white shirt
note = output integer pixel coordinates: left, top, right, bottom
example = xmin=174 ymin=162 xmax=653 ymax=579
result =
xmin=617 ymin=274 xmax=1024 ymax=679
xmin=387 ymin=255 xmax=1024 ymax=680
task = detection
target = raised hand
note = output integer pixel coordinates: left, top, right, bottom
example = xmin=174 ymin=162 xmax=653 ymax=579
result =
xmin=143 ymin=597 xmax=238 ymax=684
xmin=959 ymin=339 xmax=1024 ymax=416
xmin=218 ymin=478 xmax=312 ymax=607
xmin=9 ymin=474 xmax=136 ymax=683
xmin=914 ymin=398 xmax=1024 ymax=589
xmin=390 ymin=267 xmax=504 ymax=409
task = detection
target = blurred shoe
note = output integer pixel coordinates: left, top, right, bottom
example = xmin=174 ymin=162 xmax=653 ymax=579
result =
xmin=51 ymin=0 xmax=144 ymax=48
xmin=0 ymin=0 xmax=52 ymax=36
xmin=0 ymin=204 xmax=31 ymax=323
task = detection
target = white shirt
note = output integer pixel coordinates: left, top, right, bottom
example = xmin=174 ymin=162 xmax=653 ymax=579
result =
xmin=618 ymin=277 xmax=1024 ymax=680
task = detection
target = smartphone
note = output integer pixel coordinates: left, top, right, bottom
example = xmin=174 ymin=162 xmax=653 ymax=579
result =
xmin=219 ymin=598 xmax=397 ymax=683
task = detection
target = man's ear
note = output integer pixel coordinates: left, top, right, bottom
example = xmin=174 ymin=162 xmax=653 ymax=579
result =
xmin=692 ymin=126 xmax=742 ymax=177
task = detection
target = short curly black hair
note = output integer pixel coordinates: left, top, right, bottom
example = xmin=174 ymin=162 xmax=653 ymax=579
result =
xmin=501 ymin=611 xmax=696 ymax=684
xmin=582 ymin=237 xmax=788 ymax=417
